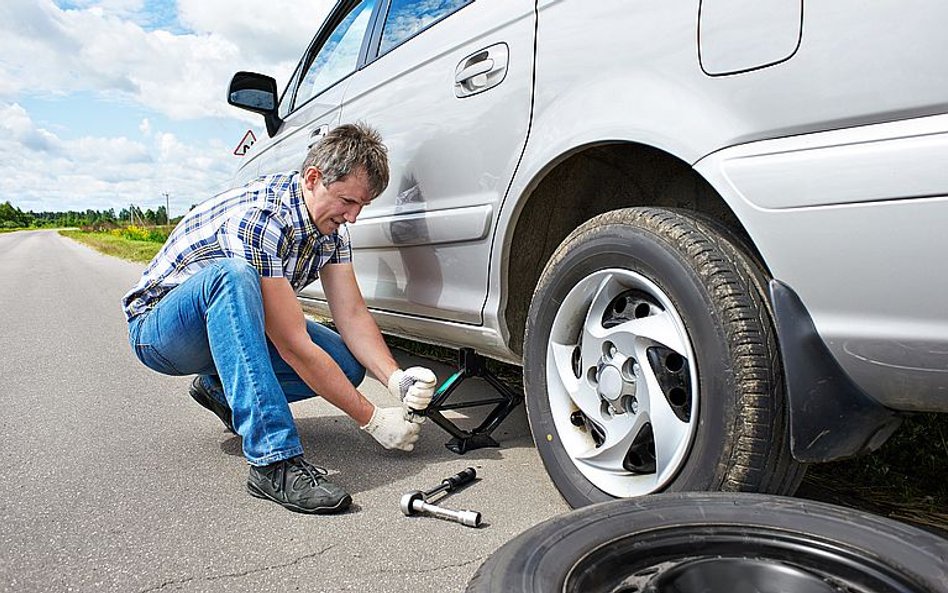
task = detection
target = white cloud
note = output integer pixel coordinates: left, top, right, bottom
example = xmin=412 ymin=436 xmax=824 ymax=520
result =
xmin=61 ymin=0 xmax=145 ymax=18
xmin=0 ymin=0 xmax=332 ymax=121
xmin=0 ymin=0 xmax=339 ymax=212
xmin=177 ymin=0 xmax=334 ymax=65
xmin=1 ymin=103 xmax=61 ymax=153
xmin=0 ymin=102 xmax=234 ymax=214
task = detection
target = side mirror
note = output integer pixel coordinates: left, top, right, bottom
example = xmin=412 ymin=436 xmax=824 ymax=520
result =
xmin=228 ymin=71 xmax=282 ymax=137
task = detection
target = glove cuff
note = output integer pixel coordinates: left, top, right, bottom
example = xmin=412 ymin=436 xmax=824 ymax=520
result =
xmin=360 ymin=405 xmax=380 ymax=432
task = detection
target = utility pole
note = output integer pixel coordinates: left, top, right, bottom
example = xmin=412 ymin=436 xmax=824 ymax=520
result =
xmin=163 ymin=192 xmax=170 ymax=225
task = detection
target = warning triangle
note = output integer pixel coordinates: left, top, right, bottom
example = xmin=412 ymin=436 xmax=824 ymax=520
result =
xmin=233 ymin=129 xmax=258 ymax=156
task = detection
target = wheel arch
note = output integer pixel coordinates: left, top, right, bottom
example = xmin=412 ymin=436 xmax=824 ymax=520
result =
xmin=500 ymin=141 xmax=764 ymax=357
xmin=500 ymin=142 xmax=902 ymax=467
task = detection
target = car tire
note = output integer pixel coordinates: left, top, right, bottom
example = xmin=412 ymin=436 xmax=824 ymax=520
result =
xmin=465 ymin=493 xmax=948 ymax=593
xmin=523 ymin=207 xmax=803 ymax=506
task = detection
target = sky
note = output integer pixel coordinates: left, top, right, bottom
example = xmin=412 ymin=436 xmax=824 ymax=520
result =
xmin=0 ymin=0 xmax=334 ymax=216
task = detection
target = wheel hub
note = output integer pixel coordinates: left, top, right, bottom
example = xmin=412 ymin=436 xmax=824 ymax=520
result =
xmin=596 ymin=364 xmax=622 ymax=398
xmin=595 ymin=356 xmax=637 ymax=415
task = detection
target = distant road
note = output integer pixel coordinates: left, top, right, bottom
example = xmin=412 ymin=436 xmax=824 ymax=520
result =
xmin=0 ymin=230 xmax=567 ymax=593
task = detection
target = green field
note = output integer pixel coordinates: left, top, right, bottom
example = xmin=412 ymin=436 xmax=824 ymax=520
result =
xmin=59 ymin=229 xmax=164 ymax=263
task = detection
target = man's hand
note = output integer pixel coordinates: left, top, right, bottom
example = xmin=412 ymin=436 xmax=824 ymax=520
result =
xmin=360 ymin=406 xmax=422 ymax=451
xmin=388 ymin=367 xmax=438 ymax=412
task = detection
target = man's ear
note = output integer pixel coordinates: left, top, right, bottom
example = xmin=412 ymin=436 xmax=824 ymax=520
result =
xmin=303 ymin=166 xmax=322 ymax=190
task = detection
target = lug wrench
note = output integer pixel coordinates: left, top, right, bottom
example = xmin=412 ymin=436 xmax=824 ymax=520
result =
xmin=400 ymin=467 xmax=481 ymax=527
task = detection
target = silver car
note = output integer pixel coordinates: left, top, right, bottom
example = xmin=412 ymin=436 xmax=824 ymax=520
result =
xmin=228 ymin=0 xmax=948 ymax=507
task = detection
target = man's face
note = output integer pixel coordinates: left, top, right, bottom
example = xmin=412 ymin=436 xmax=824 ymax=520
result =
xmin=302 ymin=166 xmax=374 ymax=235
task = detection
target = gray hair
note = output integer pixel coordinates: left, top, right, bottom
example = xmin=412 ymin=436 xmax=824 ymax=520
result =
xmin=301 ymin=122 xmax=390 ymax=198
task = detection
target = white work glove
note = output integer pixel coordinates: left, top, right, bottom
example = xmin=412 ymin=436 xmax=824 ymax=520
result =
xmin=387 ymin=366 xmax=438 ymax=412
xmin=360 ymin=406 xmax=421 ymax=451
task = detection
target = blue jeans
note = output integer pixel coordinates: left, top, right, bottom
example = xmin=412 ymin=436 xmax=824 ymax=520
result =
xmin=127 ymin=259 xmax=365 ymax=465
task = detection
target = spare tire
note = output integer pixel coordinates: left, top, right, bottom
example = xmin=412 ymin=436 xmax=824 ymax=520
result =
xmin=466 ymin=493 xmax=948 ymax=593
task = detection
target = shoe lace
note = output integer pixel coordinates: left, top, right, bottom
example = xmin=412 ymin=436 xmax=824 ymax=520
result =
xmin=288 ymin=457 xmax=328 ymax=487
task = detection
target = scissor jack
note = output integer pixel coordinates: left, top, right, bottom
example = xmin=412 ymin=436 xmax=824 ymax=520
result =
xmin=421 ymin=348 xmax=523 ymax=454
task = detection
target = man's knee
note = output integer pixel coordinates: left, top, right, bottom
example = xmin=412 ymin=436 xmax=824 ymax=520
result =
xmin=216 ymin=258 xmax=258 ymax=281
xmin=206 ymin=258 xmax=260 ymax=297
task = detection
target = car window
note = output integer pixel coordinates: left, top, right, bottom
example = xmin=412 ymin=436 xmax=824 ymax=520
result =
xmin=294 ymin=0 xmax=376 ymax=110
xmin=379 ymin=0 xmax=472 ymax=55
xmin=278 ymin=60 xmax=304 ymax=119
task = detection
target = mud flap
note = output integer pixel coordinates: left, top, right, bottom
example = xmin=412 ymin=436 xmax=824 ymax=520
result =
xmin=768 ymin=279 xmax=902 ymax=462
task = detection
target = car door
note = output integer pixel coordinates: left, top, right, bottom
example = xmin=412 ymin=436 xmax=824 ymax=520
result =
xmin=298 ymin=0 xmax=536 ymax=325
xmin=249 ymin=0 xmax=382 ymax=180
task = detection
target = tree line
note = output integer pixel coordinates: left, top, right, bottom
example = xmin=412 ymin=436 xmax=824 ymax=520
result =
xmin=0 ymin=201 xmax=172 ymax=229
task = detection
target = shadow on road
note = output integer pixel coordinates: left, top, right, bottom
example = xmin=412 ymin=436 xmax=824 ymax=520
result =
xmin=217 ymin=409 xmax=534 ymax=496
xmin=211 ymin=347 xmax=535 ymax=496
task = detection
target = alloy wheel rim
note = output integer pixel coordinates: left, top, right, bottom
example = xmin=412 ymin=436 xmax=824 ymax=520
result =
xmin=545 ymin=269 xmax=698 ymax=497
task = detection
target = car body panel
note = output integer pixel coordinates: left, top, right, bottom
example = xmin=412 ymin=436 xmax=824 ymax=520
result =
xmin=482 ymin=0 xmax=948 ymax=408
xmin=695 ymin=116 xmax=948 ymax=410
xmin=241 ymin=0 xmax=948 ymax=412
xmin=298 ymin=0 xmax=535 ymax=325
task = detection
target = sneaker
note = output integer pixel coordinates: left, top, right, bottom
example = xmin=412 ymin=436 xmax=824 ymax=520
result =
xmin=247 ymin=457 xmax=352 ymax=514
xmin=188 ymin=376 xmax=235 ymax=434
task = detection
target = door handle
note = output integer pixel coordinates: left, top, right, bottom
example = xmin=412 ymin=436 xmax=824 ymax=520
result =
xmin=308 ymin=124 xmax=330 ymax=149
xmin=454 ymin=43 xmax=509 ymax=98
xmin=455 ymin=58 xmax=495 ymax=88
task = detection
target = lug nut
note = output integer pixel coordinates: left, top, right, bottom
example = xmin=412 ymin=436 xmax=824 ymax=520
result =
xmin=570 ymin=411 xmax=586 ymax=427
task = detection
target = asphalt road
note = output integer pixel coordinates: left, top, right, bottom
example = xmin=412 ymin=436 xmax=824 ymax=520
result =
xmin=0 ymin=230 xmax=569 ymax=593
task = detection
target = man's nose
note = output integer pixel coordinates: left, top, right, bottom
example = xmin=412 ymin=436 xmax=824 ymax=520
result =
xmin=345 ymin=204 xmax=362 ymax=223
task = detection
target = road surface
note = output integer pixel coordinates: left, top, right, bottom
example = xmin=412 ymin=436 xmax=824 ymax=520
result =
xmin=0 ymin=230 xmax=568 ymax=593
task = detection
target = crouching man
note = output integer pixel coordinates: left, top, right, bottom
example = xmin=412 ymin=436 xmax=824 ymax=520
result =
xmin=122 ymin=123 xmax=436 ymax=514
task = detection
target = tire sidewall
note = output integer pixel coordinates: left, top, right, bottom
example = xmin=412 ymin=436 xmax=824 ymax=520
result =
xmin=525 ymin=219 xmax=741 ymax=506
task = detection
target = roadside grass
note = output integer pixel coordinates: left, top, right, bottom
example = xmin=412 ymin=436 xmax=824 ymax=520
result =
xmin=60 ymin=229 xmax=163 ymax=263
xmin=70 ymin=230 xmax=947 ymax=532
xmin=799 ymin=413 xmax=948 ymax=532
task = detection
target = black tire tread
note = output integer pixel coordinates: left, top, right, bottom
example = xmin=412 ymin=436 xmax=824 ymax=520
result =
xmin=684 ymin=210 xmax=806 ymax=494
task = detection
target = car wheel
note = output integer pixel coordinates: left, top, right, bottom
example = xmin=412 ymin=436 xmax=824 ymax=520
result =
xmin=465 ymin=493 xmax=948 ymax=593
xmin=523 ymin=207 xmax=803 ymax=506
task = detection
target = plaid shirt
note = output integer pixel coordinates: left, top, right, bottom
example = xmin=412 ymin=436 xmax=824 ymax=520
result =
xmin=122 ymin=172 xmax=351 ymax=321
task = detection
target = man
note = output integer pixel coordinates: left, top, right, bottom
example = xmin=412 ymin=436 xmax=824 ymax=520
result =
xmin=123 ymin=123 xmax=437 ymax=514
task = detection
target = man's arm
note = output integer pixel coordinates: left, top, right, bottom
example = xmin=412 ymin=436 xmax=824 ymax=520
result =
xmin=321 ymin=263 xmax=438 ymax=415
xmin=260 ymin=276 xmax=375 ymax=426
xmin=319 ymin=263 xmax=399 ymax=384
